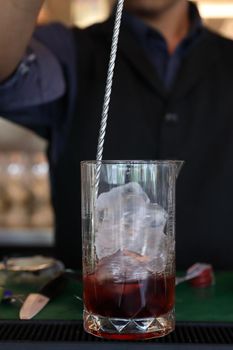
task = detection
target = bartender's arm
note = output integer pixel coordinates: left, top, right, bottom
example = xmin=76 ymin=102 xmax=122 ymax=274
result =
xmin=0 ymin=0 xmax=44 ymax=81
xmin=0 ymin=1 xmax=76 ymax=144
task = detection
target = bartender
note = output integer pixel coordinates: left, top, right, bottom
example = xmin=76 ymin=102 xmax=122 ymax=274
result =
xmin=0 ymin=0 xmax=233 ymax=269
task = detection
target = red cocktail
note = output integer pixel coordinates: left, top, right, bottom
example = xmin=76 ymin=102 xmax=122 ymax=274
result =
xmin=83 ymin=251 xmax=175 ymax=340
xmin=84 ymin=273 xmax=175 ymax=319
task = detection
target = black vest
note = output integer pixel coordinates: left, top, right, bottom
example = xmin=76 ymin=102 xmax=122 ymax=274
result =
xmin=52 ymin=18 xmax=233 ymax=270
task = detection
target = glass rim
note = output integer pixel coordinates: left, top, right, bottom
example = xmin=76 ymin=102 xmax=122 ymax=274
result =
xmin=81 ymin=160 xmax=184 ymax=165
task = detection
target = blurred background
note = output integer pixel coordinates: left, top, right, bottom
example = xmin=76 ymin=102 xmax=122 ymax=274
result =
xmin=0 ymin=0 xmax=232 ymax=254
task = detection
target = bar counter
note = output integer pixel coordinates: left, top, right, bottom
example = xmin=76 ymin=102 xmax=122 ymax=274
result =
xmin=0 ymin=271 xmax=233 ymax=349
xmin=1 ymin=271 xmax=233 ymax=321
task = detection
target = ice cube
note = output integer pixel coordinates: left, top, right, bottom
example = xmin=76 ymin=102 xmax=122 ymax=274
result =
xmin=96 ymin=182 xmax=149 ymax=224
xmin=139 ymin=203 xmax=168 ymax=258
xmin=95 ymin=182 xmax=169 ymax=268
xmin=143 ymin=203 xmax=168 ymax=229
xmin=95 ymin=182 xmax=150 ymax=258
xmin=95 ymin=250 xmax=151 ymax=283
xmin=118 ymin=203 xmax=168 ymax=258
xmin=94 ymin=222 xmax=121 ymax=259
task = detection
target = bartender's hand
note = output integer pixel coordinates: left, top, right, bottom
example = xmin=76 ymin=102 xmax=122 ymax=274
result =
xmin=0 ymin=0 xmax=44 ymax=82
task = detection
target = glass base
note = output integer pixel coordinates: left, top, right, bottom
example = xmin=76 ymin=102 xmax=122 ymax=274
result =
xmin=83 ymin=309 xmax=175 ymax=340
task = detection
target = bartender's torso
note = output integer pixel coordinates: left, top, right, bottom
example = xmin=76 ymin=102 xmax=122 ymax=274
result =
xmin=1 ymin=5 xmax=233 ymax=269
xmin=53 ymin=14 xmax=233 ymax=269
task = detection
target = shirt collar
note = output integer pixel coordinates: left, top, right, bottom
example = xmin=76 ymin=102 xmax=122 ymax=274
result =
xmin=123 ymin=1 xmax=203 ymax=47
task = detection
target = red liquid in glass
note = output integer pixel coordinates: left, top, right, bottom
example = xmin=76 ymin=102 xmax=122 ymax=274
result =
xmin=84 ymin=273 xmax=175 ymax=319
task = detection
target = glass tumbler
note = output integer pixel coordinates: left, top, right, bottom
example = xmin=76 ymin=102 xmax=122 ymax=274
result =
xmin=81 ymin=160 xmax=183 ymax=340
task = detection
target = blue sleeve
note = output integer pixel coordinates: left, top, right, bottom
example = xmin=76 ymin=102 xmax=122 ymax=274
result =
xmin=0 ymin=23 xmax=76 ymax=140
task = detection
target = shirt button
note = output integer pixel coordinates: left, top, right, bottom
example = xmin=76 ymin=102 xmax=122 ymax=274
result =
xmin=164 ymin=113 xmax=179 ymax=124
